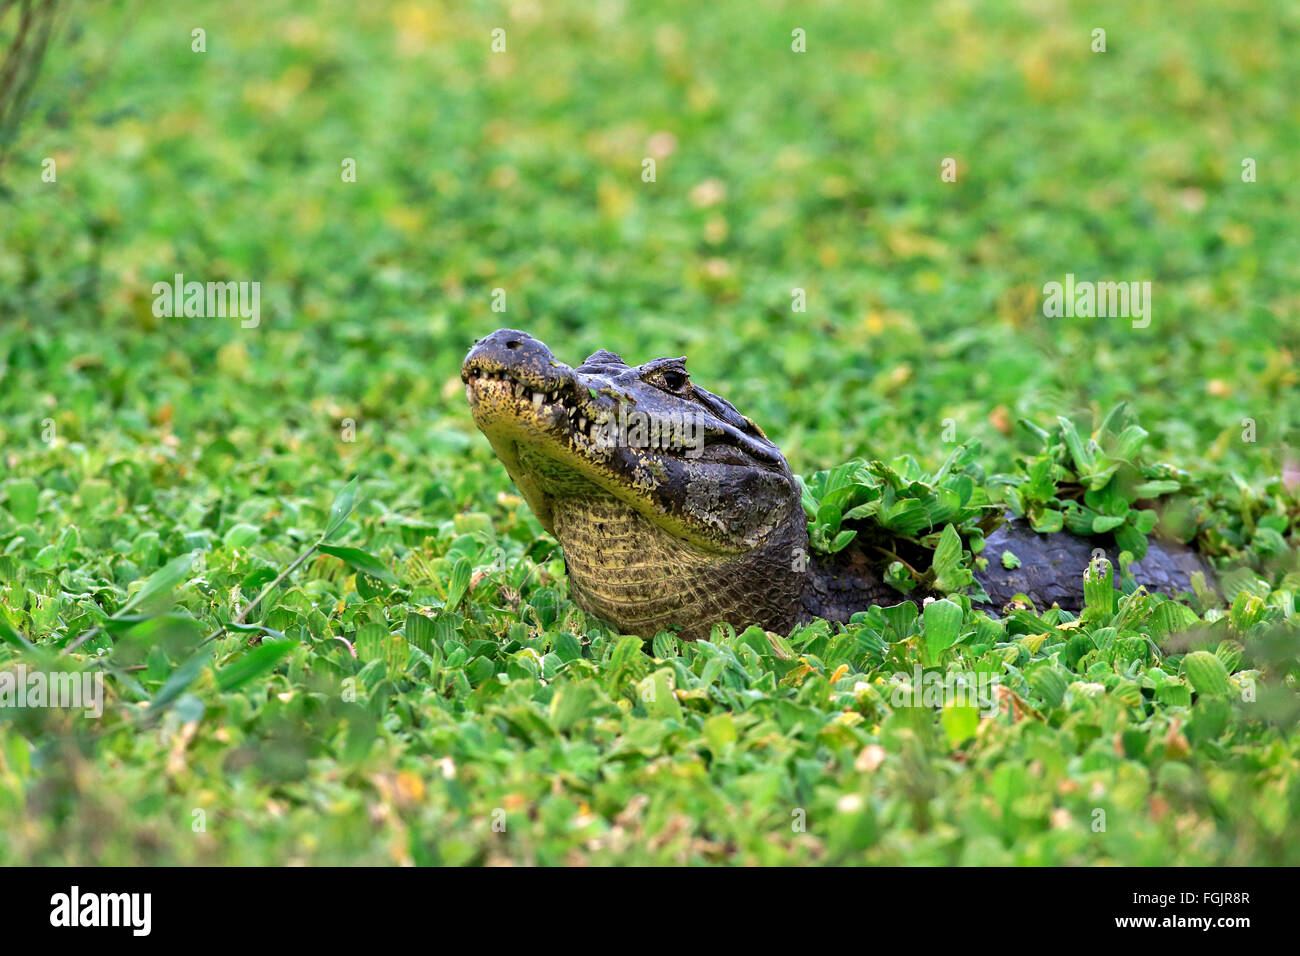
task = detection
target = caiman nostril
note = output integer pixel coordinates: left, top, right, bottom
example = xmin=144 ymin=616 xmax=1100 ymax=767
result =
xmin=506 ymin=340 xmax=521 ymax=349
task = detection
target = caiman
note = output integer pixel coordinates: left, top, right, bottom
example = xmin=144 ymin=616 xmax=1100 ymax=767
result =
xmin=463 ymin=329 xmax=1212 ymax=641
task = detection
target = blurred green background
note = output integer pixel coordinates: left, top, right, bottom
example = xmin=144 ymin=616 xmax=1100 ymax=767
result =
xmin=4 ymin=0 xmax=1297 ymax=476
xmin=0 ymin=0 xmax=1297 ymax=864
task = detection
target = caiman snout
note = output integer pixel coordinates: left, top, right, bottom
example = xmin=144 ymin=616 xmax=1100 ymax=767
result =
xmin=462 ymin=329 xmax=559 ymax=385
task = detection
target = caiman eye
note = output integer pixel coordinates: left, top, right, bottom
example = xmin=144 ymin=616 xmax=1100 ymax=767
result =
xmin=643 ymin=359 xmax=691 ymax=394
xmin=660 ymin=370 xmax=688 ymax=392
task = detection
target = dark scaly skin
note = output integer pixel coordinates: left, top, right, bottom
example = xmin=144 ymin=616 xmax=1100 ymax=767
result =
xmin=464 ymin=330 xmax=1213 ymax=639
xmin=978 ymin=517 xmax=1209 ymax=611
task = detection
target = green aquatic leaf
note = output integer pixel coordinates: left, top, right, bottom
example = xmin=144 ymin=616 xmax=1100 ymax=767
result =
xmin=317 ymin=544 xmax=396 ymax=585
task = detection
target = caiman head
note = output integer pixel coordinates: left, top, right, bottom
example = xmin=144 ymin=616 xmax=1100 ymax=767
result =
xmin=463 ymin=329 xmax=809 ymax=640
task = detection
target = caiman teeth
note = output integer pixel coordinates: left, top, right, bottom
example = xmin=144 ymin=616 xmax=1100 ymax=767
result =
xmin=467 ymin=370 xmax=594 ymax=423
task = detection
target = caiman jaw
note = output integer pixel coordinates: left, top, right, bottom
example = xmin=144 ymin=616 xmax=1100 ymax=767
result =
xmin=462 ymin=333 xmax=599 ymax=532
